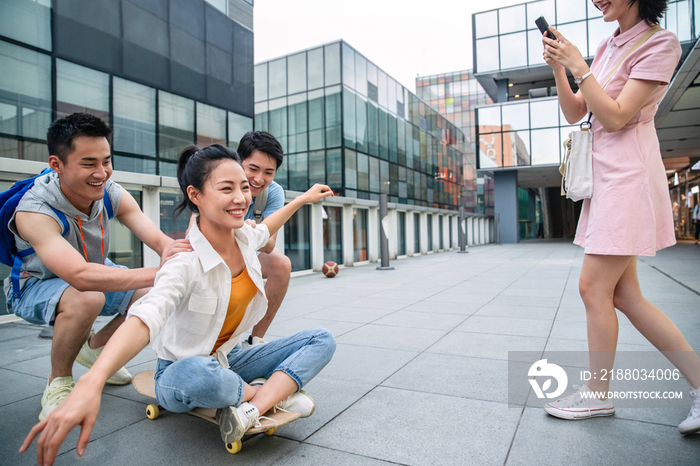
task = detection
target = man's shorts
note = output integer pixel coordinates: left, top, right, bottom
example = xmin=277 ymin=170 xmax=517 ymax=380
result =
xmin=7 ymin=259 xmax=136 ymax=326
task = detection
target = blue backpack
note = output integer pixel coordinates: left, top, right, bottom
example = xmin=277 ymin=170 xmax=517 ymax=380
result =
xmin=0 ymin=168 xmax=114 ymax=300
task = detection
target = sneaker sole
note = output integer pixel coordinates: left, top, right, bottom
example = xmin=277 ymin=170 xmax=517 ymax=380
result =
xmin=216 ymin=407 xmax=247 ymax=443
xmin=679 ymin=418 xmax=700 ymax=435
xmin=543 ymin=405 xmax=615 ymax=420
xmin=74 ymin=353 xmax=132 ymax=385
xmin=299 ymin=390 xmax=315 ymax=418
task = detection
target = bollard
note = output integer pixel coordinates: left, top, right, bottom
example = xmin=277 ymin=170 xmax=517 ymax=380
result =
xmin=377 ymin=193 xmax=394 ymax=271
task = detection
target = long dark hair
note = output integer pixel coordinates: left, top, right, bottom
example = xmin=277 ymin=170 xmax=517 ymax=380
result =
xmin=174 ymin=144 xmax=241 ymax=219
xmin=628 ymin=0 xmax=667 ymax=24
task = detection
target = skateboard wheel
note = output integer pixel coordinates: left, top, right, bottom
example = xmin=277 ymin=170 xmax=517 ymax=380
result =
xmin=264 ymin=427 xmax=277 ymax=436
xmin=146 ymin=404 xmax=160 ymax=420
xmin=225 ymin=441 xmax=242 ymax=454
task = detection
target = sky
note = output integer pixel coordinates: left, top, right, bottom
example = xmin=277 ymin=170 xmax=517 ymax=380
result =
xmin=254 ymin=0 xmax=524 ymax=93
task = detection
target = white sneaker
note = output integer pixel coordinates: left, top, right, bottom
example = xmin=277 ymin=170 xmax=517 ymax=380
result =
xmin=250 ymin=378 xmax=315 ymax=418
xmin=216 ymin=402 xmax=261 ymax=443
xmin=679 ymin=388 xmax=700 ymax=434
xmin=75 ymin=334 xmax=132 ymax=385
xmin=240 ymin=336 xmax=266 ymax=350
xmin=39 ymin=375 xmax=75 ymax=421
xmin=544 ymin=385 xmax=615 ymax=420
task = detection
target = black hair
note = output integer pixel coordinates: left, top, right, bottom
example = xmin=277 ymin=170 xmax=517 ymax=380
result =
xmin=46 ymin=112 xmax=113 ymax=163
xmin=174 ymin=144 xmax=241 ymax=219
xmin=627 ymin=0 xmax=668 ymax=25
xmin=237 ymin=131 xmax=284 ymax=169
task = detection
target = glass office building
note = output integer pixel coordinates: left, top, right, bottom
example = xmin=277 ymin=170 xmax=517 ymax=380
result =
xmin=416 ymin=70 xmax=494 ymax=215
xmin=254 ymin=41 xmax=475 ymax=212
xmin=0 ymin=0 xmax=255 ymax=315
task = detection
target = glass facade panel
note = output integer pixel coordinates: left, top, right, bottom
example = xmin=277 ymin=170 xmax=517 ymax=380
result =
xmin=308 ymin=89 xmax=325 ymax=150
xmin=158 ymin=90 xmax=195 ymax=162
xmin=500 ymin=32 xmax=528 ymax=69
xmin=343 ymin=87 xmax=356 ymax=148
xmin=344 ymin=148 xmax=357 ymax=189
xmin=160 ymin=192 xmax=190 ymax=240
xmin=228 ymin=112 xmax=253 ymax=151
xmin=530 ymin=128 xmax=560 ymax=165
xmin=557 ymin=21 xmax=589 ymax=56
xmin=588 ymin=18 xmax=618 ymax=55
xmin=341 ymin=42 xmax=355 ymax=89
xmin=287 ymin=93 xmax=308 ymax=153
xmin=323 ymin=206 xmax=343 ymax=264
xmin=476 ymin=37 xmax=500 ymax=72
xmin=307 ymin=47 xmax=324 ymax=90
xmin=326 ymin=148 xmax=342 ymax=189
xmin=113 ymin=77 xmax=156 ymax=157
xmin=268 ymin=58 xmax=287 ymax=99
xmin=325 ymin=86 xmax=342 ymax=147
xmin=309 ymin=149 xmax=325 ymax=185
xmin=369 ymin=156 xmax=379 ymax=192
xmin=287 ymin=52 xmax=307 ymax=95
xmin=501 ymin=103 xmax=529 ymax=131
xmin=196 ymin=102 xmax=226 ymax=148
xmin=324 ymin=43 xmax=341 ymax=86
xmin=475 ymin=10 xmax=498 ymax=38
xmin=1 ymin=0 xmax=52 ymax=51
xmin=0 ymin=41 xmax=52 ymax=142
xmin=528 ymin=29 xmax=547 ymax=66
xmin=108 ymin=189 xmax=143 ymax=268
xmin=357 ymin=151 xmax=369 ymax=191
xmin=274 ymin=155 xmax=288 ymax=189
xmin=356 ymin=94 xmax=368 ymax=153
xmin=478 ymin=106 xmax=501 ymax=127
xmin=57 ymin=60 xmax=109 ymax=122
xmin=268 ymin=97 xmax=288 ymax=152
xmin=500 ymin=5 xmax=526 ymax=33
xmin=288 ymin=151 xmax=308 ymax=191
xmin=255 ymin=63 xmax=268 ymax=102
xmin=527 ymin=0 xmax=556 ymax=28
xmin=353 ymin=208 xmax=368 ymax=261
xmin=355 ymin=53 xmax=367 ymax=96
xmin=285 ymin=205 xmax=311 ymax=271
xmin=556 ymin=0 xmax=586 ymax=24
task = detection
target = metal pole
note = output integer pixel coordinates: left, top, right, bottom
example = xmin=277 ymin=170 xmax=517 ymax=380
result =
xmin=377 ymin=193 xmax=394 ymax=271
xmin=458 ymin=204 xmax=468 ymax=253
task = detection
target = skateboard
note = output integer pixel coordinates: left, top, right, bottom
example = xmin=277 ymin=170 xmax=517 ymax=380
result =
xmin=132 ymin=370 xmax=301 ymax=454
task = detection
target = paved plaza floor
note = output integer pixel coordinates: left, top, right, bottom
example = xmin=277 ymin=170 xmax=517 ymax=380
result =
xmin=2 ymin=239 xmax=700 ymax=465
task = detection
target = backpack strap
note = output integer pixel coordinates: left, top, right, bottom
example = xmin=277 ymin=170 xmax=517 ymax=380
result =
xmin=103 ymin=187 xmax=114 ymax=219
xmin=253 ymin=188 xmax=269 ymax=223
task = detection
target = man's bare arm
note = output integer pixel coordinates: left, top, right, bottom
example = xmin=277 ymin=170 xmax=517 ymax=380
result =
xmin=15 ymin=212 xmax=157 ymax=292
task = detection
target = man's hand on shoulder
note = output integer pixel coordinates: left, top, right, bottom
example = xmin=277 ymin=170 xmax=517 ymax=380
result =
xmin=159 ymin=238 xmax=192 ymax=269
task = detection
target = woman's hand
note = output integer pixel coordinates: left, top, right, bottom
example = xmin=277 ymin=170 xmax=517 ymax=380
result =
xmin=543 ymin=26 xmax=589 ymax=77
xmin=20 ymin=381 xmax=102 ymax=466
xmin=300 ymin=184 xmax=335 ymax=204
xmin=542 ymin=30 xmax=564 ymax=72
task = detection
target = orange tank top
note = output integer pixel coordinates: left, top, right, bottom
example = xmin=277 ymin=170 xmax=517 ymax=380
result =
xmin=211 ymin=267 xmax=258 ymax=353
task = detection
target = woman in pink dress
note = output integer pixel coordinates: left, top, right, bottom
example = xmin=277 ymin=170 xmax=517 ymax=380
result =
xmin=541 ymin=0 xmax=700 ymax=434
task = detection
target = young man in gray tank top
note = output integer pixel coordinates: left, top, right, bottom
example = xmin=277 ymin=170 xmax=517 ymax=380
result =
xmin=6 ymin=113 xmax=192 ymax=421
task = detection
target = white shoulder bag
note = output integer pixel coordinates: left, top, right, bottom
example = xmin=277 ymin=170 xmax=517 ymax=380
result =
xmin=560 ymin=25 xmax=662 ymax=202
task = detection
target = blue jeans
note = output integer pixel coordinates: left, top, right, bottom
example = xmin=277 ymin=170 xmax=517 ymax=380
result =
xmin=153 ymin=328 xmax=336 ymax=413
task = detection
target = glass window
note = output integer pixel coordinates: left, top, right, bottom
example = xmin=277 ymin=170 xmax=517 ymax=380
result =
xmin=285 ymin=205 xmax=311 ymax=271
xmin=307 ymin=47 xmax=324 ymax=90
xmin=228 ymin=112 xmax=253 ymax=151
xmin=274 ymin=155 xmax=288 ymax=189
xmin=326 ymin=148 xmax=342 ymax=188
xmin=478 ymin=106 xmax=501 ymax=127
xmin=479 ymin=132 xmax=502 ymax=168
xmin=196 ymin=103 xmax=226 ymax=147
xmin=268 ymin=58 xmax=287 ymax=99
xmin=287 ymin=93 xmax=308 ymax=154
xmin=108 ymin=190 xmax=142 ymax=268
xmin=324 ymin=43 xmax=341 ymax=86
xmin=113 ymin=77 xmax=156 ymax=157
xmin=355 ymin=53 xmax=367 ymax=96
xmin=530 ymin=128 xmax=560 ymax=165
xmin=501 ymin=103 xmax=529 ymax=131
xmin=357 ymin=152 xmax=369 ymax=191
xmin=588 ymin=18 xmax=618 ymax=56
xmin=367 ymin=102 xmax=379 ymax=156
xmin=268 ymin=97 xmax=288 ymax=152
xmin=500 ymin=4 xmax=526 ymax=33
xmin=158 ymin=90 xmax=195 ymax=161
xmin=500 ymin=32 xmax=528 ymax=69
xmin=343 ymin=87 xmax=356 ymax=149
xmin=475 ymin=10 xmax=498 ymax=38
xmin=356 ymin=94 xmax=368 ymax=153
xmin=556 ymin=0 xmax=586 ymax=24
xmin=528 ymin=29 xmax=547 ymax=66
xmin=397 ymin=211 xmax=406 ymax=256
xmin=287 ymin=52 xmax=306 ymax=95
xmin=309 ymin=149 xmax=325 ymax=185
xmin=159 ymin=192 xmax=190 ymax=241
xmin=113 ymin=154 xmax=156 ymax=174
xmin=255 ymin=63 xmax=268 ymax=102
xmin=530 ymin=99 xmax=559 ymax=128
xmin=323 ymin=206 xmax=343 ymax=264
xmin=288 ymin=152 xmax=308 ymax=191
xmin=341 ymin=42 xmax=355 ymax=89
xmin=557 ymin=21 xmax=588 ymax=56
xmin=476 ymin=37 xmax=500 ymax=72
xmin=0 ymin=0 xmax=52 ymax=51
xmin=345 ymin=148 xmax=357 ymax=189
xmin=504 ymin=131 xmax=531 ymax=166
xmin=378 ymin=70 xmax=388 ymax=109
xmin=380 ymin=160 xmax=389 ymax=193
xmin=527 ymin=0 xmax=556 ymax=29
xmin=308 ymin=89 xmax=324 ymax=150
xmin=353 ymin=208 xmax=368 ymax=261
xmin=325 ymin=86 xmax=342 ymax=147
xmin=369 ymin=156 xmax=379 ymax=192
xmin=57 ymin=60 xmax=109 ymax=122
xmin=378 ymin=108 xmax=388 ymax=159
xmin=0 ymin=41 xmax=52 ymax=141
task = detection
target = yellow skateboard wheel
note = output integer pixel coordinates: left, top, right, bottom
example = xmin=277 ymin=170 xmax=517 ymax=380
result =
xmin=226 ymin=441 xmax=242 ymax=454
xmin=146 ymin=404 xmax=160 ymax=420
xmin=264 ymin=427 xmax=277 ymax=436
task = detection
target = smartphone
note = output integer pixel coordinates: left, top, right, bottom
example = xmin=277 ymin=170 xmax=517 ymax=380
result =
xmin=535 ymin=16 xmax=558 ymax=41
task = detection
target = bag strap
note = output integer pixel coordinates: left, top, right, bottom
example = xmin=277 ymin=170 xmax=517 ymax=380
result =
xmin=584 ymin=25 xmax=662 ymax=128
xmin=253 ymin=187 xmax=269 ymax=222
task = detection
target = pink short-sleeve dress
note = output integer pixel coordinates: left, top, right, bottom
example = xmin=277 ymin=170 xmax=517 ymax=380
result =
xmin=573 ymin=21 xmax=681 ymax=256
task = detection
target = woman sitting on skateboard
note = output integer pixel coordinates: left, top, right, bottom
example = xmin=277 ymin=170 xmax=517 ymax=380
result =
xmin=21 ymin=144 xmax=336 ymax=465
